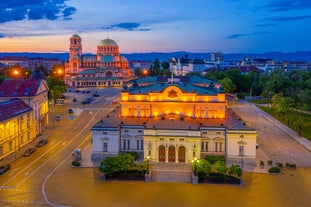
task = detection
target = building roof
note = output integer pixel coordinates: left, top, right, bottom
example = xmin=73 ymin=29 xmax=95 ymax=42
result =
xmin=92 ymin=107 xmax=255 ymax=132
xmin=0 ymin=99 xmax=32 ymax=122
xmin=0 ymin=79 xmax=47 ymax=97
xmin=127 ymin=82 xmax=220 ymax=95
xmin=129 ymin=76 xmax=219 ymax=85
xmin=102 ymin=55 xmax=114 ymax=62
xmin=71 ymin=33 xmax=81 ymax=39
xmin=98 ymin=38 xmax=118 ymax=47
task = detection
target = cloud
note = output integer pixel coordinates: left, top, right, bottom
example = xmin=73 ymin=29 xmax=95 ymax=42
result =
xmin=254 ymin=23 xmax=278 ymax=27
xmin=264 ymin=0 xmax=311 ymax=11
xmin=265 ymin=15 xmax=311 ymax=22
xmin=101 ymin=22 xmax=150 ymax=31
xmin=227 ymin=31 xmax=269 ymax=39
xmin=0 ymin=0 xmax=76 ymax=23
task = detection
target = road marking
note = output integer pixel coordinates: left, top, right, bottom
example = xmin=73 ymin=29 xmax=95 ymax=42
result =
xmin=41 ymin=111 xmax=99 ymax=207
xmin=2 ymin=140 xmax=63 ymax=186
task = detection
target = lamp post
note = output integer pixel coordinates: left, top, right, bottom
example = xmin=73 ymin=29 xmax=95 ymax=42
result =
xmin=192 ymin=157 xmax=198 ymax=176
xmin=146 ymin=155 xmax=150 ymax=174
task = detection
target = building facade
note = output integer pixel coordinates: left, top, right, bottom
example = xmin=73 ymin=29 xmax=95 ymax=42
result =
xmin=0 ymin=79 xmax=49 ymax=136
xmin=91 ymin=76 xmax=257 ymax=166
xmin=0 ymin=99 xmax=36 ymax=160
xmin=0 ymin=56 xmax=62 ymax=73
xmin=64 ymin=34 xmax=134 ymax=88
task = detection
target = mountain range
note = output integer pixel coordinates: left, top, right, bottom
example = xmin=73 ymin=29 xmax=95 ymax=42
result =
xmin=0 ymin=51 xmax=311 ymax=62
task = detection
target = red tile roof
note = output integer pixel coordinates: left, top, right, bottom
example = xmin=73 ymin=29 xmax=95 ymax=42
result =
xmin=0 ymin=99 xmax=32 ymax=122
xmin=0 ymin=79 xmax=42 ymax=97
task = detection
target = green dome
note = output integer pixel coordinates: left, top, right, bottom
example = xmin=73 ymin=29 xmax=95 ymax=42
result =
xmin=99 ymin=38 xmax=118 ymax=46
xmin=102 ymin=55 xmax=114 ymax=62
xmin=71 ymin=33 xmax=81 ymax=39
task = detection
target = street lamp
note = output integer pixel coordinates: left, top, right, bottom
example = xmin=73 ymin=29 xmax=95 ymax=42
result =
xmin=192 ymin=157 xmax=198 ymax=176
xmin=146 ymin=155 xmax=150 ymax=174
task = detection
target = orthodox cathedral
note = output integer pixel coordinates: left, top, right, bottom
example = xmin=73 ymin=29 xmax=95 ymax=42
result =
xmin=64 ymin=34 xmax=134 ymax=88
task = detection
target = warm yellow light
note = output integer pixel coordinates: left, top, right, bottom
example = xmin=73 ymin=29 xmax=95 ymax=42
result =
xmin=13 ymin=69 xmax=19 ymax=76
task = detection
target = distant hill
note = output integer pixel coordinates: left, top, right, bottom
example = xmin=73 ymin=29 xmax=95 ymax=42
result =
xmin=0 ymin=51 xmax=311 ymax=62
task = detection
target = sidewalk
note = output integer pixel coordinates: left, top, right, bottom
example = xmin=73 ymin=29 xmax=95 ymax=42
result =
xmin=79 ymin=143 xmax=100 ymax=168
xmin=250 ymin=103 xmax=311 ymax=152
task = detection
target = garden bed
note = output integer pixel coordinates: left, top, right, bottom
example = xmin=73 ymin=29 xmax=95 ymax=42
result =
xmin=105 ymin=170 xmax=145 ymax=181
xmin=199 ymin=172 xmax=241 ymax=185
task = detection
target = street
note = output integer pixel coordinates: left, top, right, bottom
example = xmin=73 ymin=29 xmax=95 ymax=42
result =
xmin=0 ymin=87 xmax=121 ymax=206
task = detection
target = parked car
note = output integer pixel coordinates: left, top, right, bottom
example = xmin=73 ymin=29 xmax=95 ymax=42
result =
xmin=0 ymin=164 xmax=11 ymax=175
xmin=56 ymin=115 xmax=62 ymax=121
xmin=37 ymin=139 xmax=48 ymax=147
xmin=23 ymin=147 xmax=36 ymax=156
xmin=93 ymin=94 xmax=100 ymax=97
xmin=68 ymin=108 xmax=74 ymax=113
xmin=82 ymin=100 xmax=90 ymax=105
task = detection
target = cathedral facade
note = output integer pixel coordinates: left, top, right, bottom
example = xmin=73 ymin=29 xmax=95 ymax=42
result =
xmin=64 ymin=34 xmax=134 ymax=88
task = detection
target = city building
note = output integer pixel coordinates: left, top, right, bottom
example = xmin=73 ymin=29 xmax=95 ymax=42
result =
xmin=170 ymin=55 xmax=207 ymax=76
xmin=0 ymin=56 xmax=62 ymax=73
xmin=91 ymin=76 xmax=257 ymax=166
xmin=0 ymin=99 xmax=36 ymax=160
xmin=64 ymin=34 xmax=134 ymax=88
xmin=0 ymin=77 xmax=49 ymax=136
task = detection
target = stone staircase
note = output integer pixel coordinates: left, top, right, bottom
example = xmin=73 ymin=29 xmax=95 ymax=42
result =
xmin=150 ymin=163 xmax=193 ymax=183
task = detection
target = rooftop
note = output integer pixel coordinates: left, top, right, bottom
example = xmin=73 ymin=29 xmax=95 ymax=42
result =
xmin=0 ymin=79 xmax=46 ymax=97
xmin=0 ymin=99 xmax=32 ymax=122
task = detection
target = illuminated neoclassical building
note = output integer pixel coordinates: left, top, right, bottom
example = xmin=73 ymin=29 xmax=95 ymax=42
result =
xmin=91 ymin=76 xmax=257 ymax=165
xmin=64 ymin=34 xmax=134 ymax=88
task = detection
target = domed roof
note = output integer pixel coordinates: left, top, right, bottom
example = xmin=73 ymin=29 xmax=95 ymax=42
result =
xmin=102 ymin=55 xmax=114 ymax=62
xmin=121 ymin=56 xmax=128 ymax=62
xmin=71 ymin=33 xmax=81 ymax=39
xmin=98 ymin=38 xmax=118 ymax=46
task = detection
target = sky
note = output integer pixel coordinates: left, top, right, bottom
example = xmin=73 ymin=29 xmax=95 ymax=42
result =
xmin=0 ymin=0 xmax=311 ymax=54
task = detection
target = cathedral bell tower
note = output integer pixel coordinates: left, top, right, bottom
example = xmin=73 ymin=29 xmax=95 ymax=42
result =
xmin=68 ymin=34 xmax=82 ymax=74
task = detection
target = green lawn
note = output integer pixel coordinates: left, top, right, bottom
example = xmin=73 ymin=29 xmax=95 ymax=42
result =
xmin=259 ymin=106 xmax=311 ymax=141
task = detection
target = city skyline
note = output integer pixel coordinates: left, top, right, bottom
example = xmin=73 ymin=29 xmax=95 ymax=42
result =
xmin=0 ymin=0 xmax=311 ymax=54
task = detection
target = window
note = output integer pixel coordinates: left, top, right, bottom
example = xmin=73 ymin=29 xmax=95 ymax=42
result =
xmin=123 ymin=140 xmax=126 ymax=149
xmin=9 ymin=141 xmax=13 ymax=151
xmin=138 ymin=130 xmax=142 ymax=133
xmin=239 ymin=146 xmax=244 ymax=156
xmin=170 ymin=138 xmax=174 ymax=141
xmin=216 ymin=132 xmax=221 ymax=135
xmin=219 ymin=142 xmax=222 ymax=152
xmin=103 ymin=132 xmax=107 ymax=135
xmin=137 ymin=140 xmax=139 ymax=150
xmin=160 ymin=138 xmax=164 ymax=141
xmin=201 ymin=142 xmax=204 ymax=151
xmin=215 ymin=142 xmax=218 ymax=152
xmin=148 ymin=150 xmax=151 ymax=156
xmin=205 ymin=142 xmax=208 ymax=152
xmin=127 ymin=140 xmax=130 ymax=149
xmin=124 ymin=130 xmax=129 ymax=133
xmin=103 ymin=142 xmax=108 ymax=152
xmin=140 ymin=140 xmax=144 ymax=150
xmin=179 ymin=139 xmax=184 ymax=141
xmin=202 ymin=132 xmax=207 ymax=135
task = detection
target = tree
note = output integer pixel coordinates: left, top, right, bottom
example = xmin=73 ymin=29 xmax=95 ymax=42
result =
xmin=220 ymin=77 xmax=236 ymax=94
xmin=228 ymin=164 xmax=242 ymax=177
xmin=149 ymin=58 xmax=161 ymax=76
xmin=134 ymin=67 xmax=141 ymax=76
xmin=196 ymin=159 xmax=211 ymax=177
xmin=98 ymin=153 xmax=135 ymax=175
xmin=213 ymin=161 xmax=228 ymax=174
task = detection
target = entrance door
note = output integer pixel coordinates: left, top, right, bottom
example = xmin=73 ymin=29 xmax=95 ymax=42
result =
xmin=178 ymin=146 xmax=185 ymax=163
xmin=168 ymin=146 xmax=175 ymax=162
xmin=158 ymin=145 xmax=165 ymax=162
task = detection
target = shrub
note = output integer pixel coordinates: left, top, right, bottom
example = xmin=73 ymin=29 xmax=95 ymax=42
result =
xmin=267 ymin=160 xmax=273 ymax=165
xmin=277 ymin=162 xmax=283 ymax=168
xmin=205 ymin=155 xmax=226 ymax=164
xmin=259 ymin=160 xmax=264 ymax=166
xmin=268 ymin=167 xmax=281 ymax=174
xmin=72 ymin=161 xmax=81 ymax=167
xmin=124 ymin=151 xmax=138 ymax=160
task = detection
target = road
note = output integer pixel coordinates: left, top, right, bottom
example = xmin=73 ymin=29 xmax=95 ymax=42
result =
xmin=0 ymin=87 xmax=121 ymax=206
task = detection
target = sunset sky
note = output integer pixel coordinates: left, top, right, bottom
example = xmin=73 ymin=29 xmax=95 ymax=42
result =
xmin=0 ymin=0 xmax=310 ymax=54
